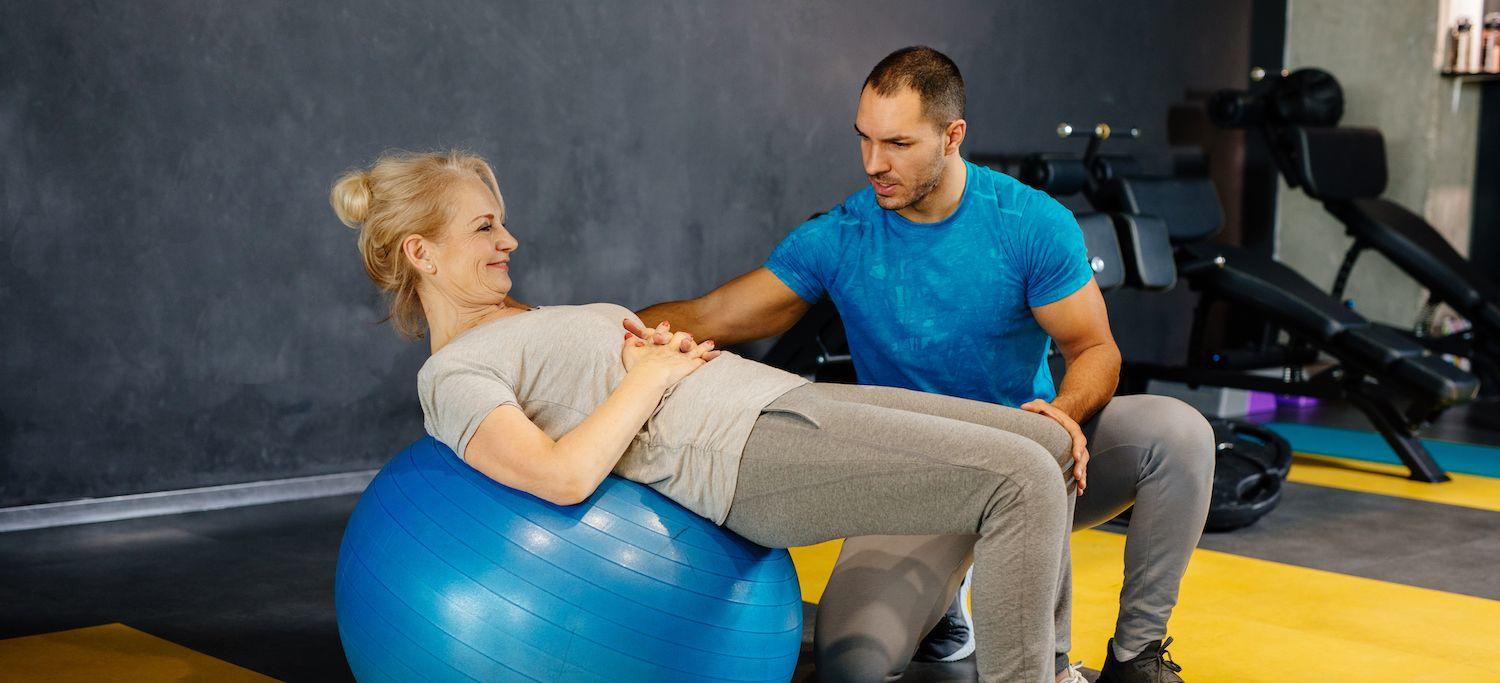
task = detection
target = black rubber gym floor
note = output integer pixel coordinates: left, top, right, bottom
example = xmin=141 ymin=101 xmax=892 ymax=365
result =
xmin=2 ymin=401 xmax=1497 ymax=681
xmin=0 ymin=495 xmax=357 ymax=681
xmin=0 ymin=491 xmax=980 ymax=681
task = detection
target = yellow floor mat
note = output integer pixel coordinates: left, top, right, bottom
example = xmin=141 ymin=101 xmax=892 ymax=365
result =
xmin=0 ymin=623 xmax=277 ymax=682
xmin=1288 ymin=452 xmax=1500 ymax=512
xmin=792 ymin=529 xmax=1500 ymax=682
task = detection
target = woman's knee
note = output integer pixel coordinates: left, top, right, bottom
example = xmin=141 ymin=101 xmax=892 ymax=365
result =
xmin=1031 ymin=416 xmax=1073 ymax=470
xmin=970 ymin=439 xmax=1068 ymax=513
xmin=815 ymin=638 xmax=906 ymax=683
xmin=984 ymin=409 xmax=1072 ymax=473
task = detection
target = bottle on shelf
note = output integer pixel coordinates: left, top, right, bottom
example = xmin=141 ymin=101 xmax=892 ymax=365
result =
xmin=1449 ymin=16 xmax=1474 ymax=73
xmin=1483 ymin=12 xmax=1500 ymax=73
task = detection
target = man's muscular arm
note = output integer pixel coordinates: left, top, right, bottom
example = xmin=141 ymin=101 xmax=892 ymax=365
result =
xmin=634 ymin=267 xmax=811 ymax=346
xmin=1024 ymin=278 xmax=1120 ymax=493
xmin=1032 ymin=278 xmax=1120 ymax=423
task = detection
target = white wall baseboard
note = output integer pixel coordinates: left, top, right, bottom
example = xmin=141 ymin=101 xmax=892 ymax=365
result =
xmin=0 ymin=470 xmax=378 ymax=533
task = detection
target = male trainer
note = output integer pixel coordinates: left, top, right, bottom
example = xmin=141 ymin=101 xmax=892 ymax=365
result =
xmin=635 ymin=46 xmax=1212 ymax=683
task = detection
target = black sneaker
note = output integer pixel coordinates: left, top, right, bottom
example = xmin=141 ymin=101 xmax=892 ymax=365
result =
xmin=1097 ymin=637 xmax=1185 ymax=683
xmin=912 ymin=569 xmax=975 ymax=662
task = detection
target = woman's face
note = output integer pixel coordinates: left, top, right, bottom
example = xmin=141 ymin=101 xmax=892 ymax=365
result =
xmin=416 ymin=175 xmax=519 ymax=305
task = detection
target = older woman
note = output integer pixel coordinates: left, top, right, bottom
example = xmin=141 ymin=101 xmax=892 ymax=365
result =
xmin=331 ymin=149 xmax=1075 ymax=683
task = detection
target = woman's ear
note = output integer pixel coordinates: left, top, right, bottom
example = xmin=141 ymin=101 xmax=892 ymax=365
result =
xmin=402 ymin=234 xmax=435 ymax=274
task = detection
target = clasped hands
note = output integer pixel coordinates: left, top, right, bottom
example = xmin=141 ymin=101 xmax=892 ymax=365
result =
xmin=619 ymin=319 xmax=721 ymax=388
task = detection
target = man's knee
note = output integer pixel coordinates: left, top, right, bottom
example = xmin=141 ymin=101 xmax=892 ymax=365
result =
xmin=1126 ymin=395 xmax=1216 ymax=482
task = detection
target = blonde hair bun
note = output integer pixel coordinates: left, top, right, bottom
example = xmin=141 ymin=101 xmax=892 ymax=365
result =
xmin=330 ymin=170 xmax=374 ymax=228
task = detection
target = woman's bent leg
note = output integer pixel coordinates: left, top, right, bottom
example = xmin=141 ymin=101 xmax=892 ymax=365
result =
xmin=790 ymin=384 xmax=1076 ymax=679
xmin=722 ymin=385 xmax=1069 ymax=683
xmin=815 ymin=534 xmax=975 ymax=681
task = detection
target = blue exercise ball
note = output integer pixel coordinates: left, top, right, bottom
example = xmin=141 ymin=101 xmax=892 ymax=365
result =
xmin=334 ymin=437 xmax=803 ymax=682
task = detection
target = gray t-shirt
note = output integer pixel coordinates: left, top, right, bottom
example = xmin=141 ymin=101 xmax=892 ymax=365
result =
xmin=416 ymin=302 xmax=809 ymax=523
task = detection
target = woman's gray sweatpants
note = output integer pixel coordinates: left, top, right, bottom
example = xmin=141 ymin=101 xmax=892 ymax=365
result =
xmin=722 ymin=383 xmax=1073 ymax=683
xmin=780 ymin=386 xmax=1216 ymax=681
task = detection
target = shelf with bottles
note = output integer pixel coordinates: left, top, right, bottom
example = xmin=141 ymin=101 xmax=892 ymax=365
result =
xmin=1438 ymin=71 xmax=1500 ymax=80
xmin=1441 ymin=10 xmax=1500 ymax=76
xmin=1438 ymin=5 xmax=1500 ymax=109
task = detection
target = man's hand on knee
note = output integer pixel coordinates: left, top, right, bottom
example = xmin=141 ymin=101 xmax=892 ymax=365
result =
xmin=1020 ymin=399 xmax=1089 ymax=494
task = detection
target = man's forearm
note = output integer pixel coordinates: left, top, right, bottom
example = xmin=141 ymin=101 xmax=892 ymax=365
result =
xmin=637 ymin=300 xmax=719 ymax=340
xmin=1051 ymin=343 xmax=1121 ymax=423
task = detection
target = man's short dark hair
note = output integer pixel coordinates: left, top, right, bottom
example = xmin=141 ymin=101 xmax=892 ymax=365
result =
xmin=862 ymin=46 xmax=965 ymax=128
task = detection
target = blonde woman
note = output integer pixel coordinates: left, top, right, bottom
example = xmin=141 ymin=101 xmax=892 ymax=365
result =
xmin=332 ymin=150 xmax=1075 ymax=683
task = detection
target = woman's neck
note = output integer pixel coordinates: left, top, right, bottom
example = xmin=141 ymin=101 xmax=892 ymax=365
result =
xmin=424 ymin=295 xmax=524 ymax=354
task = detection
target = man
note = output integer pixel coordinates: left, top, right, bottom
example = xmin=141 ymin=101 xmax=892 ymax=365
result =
xmin=634 ymin=46 xmax=1213 ymax=683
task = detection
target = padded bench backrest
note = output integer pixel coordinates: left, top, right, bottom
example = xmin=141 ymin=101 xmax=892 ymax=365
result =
xmin=1103 ymin=175 xmax=1224 ymax=245
xmin=1285 ymin=126 xmax=1387 ymax=201
xmin=1111 ymin=214 xmax=1177 ymax=291
xmin=1076 ymin=212 xmax=1126 ymax=292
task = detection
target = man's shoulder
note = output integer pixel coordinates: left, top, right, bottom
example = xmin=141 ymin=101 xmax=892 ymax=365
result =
xmin=833 ymin=184 xmax=881 ymax=224
xmin=790 ymin=187 xmax=877 ymax=241
xmin=967 ymin=160 xmax=1049 ymax=219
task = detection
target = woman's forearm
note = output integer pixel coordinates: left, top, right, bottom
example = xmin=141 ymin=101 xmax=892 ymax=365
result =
xmin=549 ymin=367 xmax=672 ymax=502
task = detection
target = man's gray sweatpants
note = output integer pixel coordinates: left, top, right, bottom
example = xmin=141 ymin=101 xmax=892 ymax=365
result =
xmin=722 ymin=382 xmax=1073 ymax=683
xmin=794 ymin=387 xmax=1215 ymax=680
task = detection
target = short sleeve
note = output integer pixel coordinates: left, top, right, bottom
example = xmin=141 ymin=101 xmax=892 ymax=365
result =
xmin=764 ymin=209 xmax=846 ymax=304
xmin=1021 ymin=192 xmax=1093 ymax=308
xmin=418 ymin=356 xmax=521 ymax=461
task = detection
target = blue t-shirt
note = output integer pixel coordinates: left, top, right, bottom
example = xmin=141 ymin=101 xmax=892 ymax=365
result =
xmin=765 ymin=160 xmax=1091 ymax=407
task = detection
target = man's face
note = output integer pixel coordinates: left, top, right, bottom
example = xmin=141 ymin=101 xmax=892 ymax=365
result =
xmin=855 ymin=85 xmax=949 ymax=211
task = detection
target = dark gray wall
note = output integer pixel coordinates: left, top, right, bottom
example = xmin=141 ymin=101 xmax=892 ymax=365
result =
xmin=1469 ymin=3 xmax=1498 ymax=275
xmin=1472 ymin=85 xmax=1499 ymax=268
xmin=1 ymin=1 xmax=1250 ymax=506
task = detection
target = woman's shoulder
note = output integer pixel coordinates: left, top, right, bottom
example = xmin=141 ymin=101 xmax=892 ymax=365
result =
xmin=416 ymin=342 xmax=521 ymax=403
xmin=418 ymin=320 xmax=519 ymax=380
xmin=417 ymin=342 xmax=484 ymax=384
xmin=574 ymin=301 xmax=635 ymax=316
xmin=542 ymin=302 xmax=641 ymax=326
xmin=419 ymin=302 xmax=626 ymax=369
xmin=481 ymin=301 xmax=630 ymax=319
